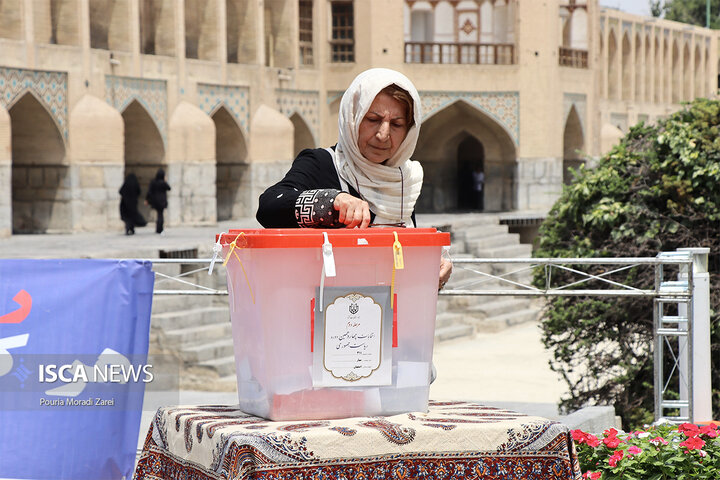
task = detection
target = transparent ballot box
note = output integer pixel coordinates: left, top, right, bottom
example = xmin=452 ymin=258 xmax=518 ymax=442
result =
xmin=219 ymin=228 xmax=450 ymax=420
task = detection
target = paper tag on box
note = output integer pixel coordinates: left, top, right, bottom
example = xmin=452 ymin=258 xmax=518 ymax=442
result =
xmin=312 ymin=286 xmax=392 ymax=387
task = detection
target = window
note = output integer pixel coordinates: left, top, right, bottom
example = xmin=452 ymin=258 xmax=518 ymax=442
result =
xmin=330 ymin=1 xmax=354 ymax=63
xmin=299 ymin=0 xmax=313 ymax=65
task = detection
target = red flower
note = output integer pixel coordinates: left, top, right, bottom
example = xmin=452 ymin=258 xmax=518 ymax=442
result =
xmin=679 ymin=423 xmax=700 ymax=437
xmin=603 ymin=428 xmax=619 ymax=437
xmin=585 ymin=434 xmax=601 ymax=447
xmin=582 ymin=472 xmax=602 ymax=480
xmin=603 ymin=435 xmax=623 ymax=449
xmin=649 ymin=436 xmax=668 ymax=446
xmin=627 ymin=445 xmax=643 ymax=456
xmin=608 ymin=450 xmax=624 ymax=467
xmin=679 ymin=436 xmax=706 ymax=451
xmin=700 ymin=425 xmax=719 ymax=438
xmin=572 ymin=429 xmax=587 ymax=443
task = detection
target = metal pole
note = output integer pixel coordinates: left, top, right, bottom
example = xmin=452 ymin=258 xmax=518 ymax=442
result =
xmin=653 ymin=258 xmax=662 ymax=421
xmin=708 ymin=0 xmax=711 ymax=28
xmin=678 ymin=247 xmax=712 ymax=422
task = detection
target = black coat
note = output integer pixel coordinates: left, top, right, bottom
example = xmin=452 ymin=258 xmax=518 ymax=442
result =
xmin=256 ymin=148 xmax=416 ymax=228
xmin=146 ymin=172 xmax=171 ymax=211
xmin=119 ymin=174 xmax=147 ymax=227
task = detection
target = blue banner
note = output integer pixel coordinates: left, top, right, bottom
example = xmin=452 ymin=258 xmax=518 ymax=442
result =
xmin=0 ymin=259 xmax=154 ymax=480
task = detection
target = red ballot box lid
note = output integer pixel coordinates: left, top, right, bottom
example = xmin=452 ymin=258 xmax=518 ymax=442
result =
xmin=217 ymin=228 xmax=451 ymax=248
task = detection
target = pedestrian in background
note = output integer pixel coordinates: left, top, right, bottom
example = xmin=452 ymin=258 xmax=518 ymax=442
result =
xmin=472 ymin=166 xmax=485 ymax=211
xmin=118 ymin=173 xmax=146 ymax=235
xmin=146 ymin=168 xmax=171 ymax=234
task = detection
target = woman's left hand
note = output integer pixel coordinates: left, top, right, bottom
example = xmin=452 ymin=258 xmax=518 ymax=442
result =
xmin=438 ymin=257 xmax=453 ymax=290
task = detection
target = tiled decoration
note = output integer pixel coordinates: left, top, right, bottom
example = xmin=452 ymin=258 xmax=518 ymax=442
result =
xmin=276 ymin=89 xmax=320 ymax=144
xmin=105 ymin=75 xmax=168 ymax=143
xmin=0 ymin=67 xmax=69 ymax=140
xmin=564 ymin=93 xmax=587 ymax=136
xmin=197 ymin=83 xmax=250 ymax=135
xmin=421 ymin=91 xmax=520 ymax=144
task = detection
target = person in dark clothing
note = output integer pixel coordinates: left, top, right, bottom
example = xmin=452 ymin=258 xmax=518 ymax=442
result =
xmin=256 ymin=68 xmax=452 ymax=289
xmin=146 ymin=168 xmax=171 ymax=234
xmin=257 ymin=68 xmax=423 ymax=229
xmin=119 ymin=173 xmax=146 ymax=235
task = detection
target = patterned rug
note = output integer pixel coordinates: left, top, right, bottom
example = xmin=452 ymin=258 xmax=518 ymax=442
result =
xmin=134 ymin=400 xmax=581 ymax=479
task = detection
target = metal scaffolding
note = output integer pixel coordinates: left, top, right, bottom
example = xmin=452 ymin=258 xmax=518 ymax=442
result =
xmin=141 ymin=248 xmax=712 ymax=423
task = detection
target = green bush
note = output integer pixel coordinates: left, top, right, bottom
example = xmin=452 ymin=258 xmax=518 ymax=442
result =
xmin=534 ymin=98 xmax=720 ymax=428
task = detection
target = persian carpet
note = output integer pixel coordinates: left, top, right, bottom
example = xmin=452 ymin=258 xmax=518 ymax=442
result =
xmin=134 ymin=400 xmax=582 ymax=479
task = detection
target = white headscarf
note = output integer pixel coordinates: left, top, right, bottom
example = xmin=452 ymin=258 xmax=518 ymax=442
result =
xmin=335 ymin=68 xmax=424 ymax=225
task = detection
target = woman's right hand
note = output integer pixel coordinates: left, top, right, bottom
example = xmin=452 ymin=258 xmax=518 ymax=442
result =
xmin=333 ymin=193 xmax=371 ymax=228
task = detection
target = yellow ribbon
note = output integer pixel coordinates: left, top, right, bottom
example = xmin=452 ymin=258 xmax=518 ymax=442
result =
xmin=222 ymin=232 xmax=255 ymax=304
xmin=391 ymin=232 xmax=404 ymax=308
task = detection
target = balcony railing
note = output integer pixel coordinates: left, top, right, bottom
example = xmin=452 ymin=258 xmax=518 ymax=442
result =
xmin=405 ymin=42 xmax=515 ymax=65
xmin=559 ymin=47 xmax=588 ymax=68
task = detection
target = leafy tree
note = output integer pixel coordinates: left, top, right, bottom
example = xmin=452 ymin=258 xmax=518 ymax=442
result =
xmin=649 ymin=1 xmax=664 ymax=18
xmin=534 ymin=98 xmax=720 ymax=428
xmin=652 ymin=0 xmax=720 ymax=29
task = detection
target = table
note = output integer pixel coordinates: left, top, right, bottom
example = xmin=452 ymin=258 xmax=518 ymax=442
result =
xmin=134 ymin=400 xmax=581 ymax=479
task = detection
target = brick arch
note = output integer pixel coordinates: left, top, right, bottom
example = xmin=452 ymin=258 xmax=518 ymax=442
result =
xmin=289 ymin=112 xmax=316 ymax=155
xmin=621 ymin=32 xmax=632 ymax=100
xmin=106 ymin=76 xmax=168 ymax=143
xmin=694 ymin=44 xmax=703 ymax=98
xmin=415 ymin=99 xmax=517 ymax=212
xmin=213 ymin=105 xmax=249 ymax=221
xmin=0 ymin=67 xmax=69 ymax=141
xmin=634 ymin=33 xmax=643 ymax=101
xmin=9 ymin=92 xmax=69 ymax=233
xmin=276 ymin=90 xmax=320 ymax=145
xmin=9 ymin=92 xmax=66 ymax=165
xmin=671 ymin=39 xmax=680 ymax=103
xmin=185 ymin=0 xmax=218 ymax=60
xmin=683 ymin=43 xmax=691 ymax=101
xmin=563 ymin=105 xmax=584 ymax=185
xmin=607 ymin=29 xmax=619 ymax=100
xmin=90 ymin=0 xmax=131 ymax=51
xmin=654 ymin=36 xmax=663 ymax=103
xmin=32 ymin=0 xmax=81 ymax=46
xmin=645 ymin=34 xmax=653 ymax=101
xmin=122 ymin=99 xmax=166 ymax=221
xmin=421 ymin=92 xmax=519 ymax=145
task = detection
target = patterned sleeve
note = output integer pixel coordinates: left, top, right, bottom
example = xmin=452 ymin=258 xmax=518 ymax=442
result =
xmin=295 ymin=189 xmax=344 ymax=228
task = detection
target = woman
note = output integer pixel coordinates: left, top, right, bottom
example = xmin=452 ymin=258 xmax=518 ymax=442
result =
xmin=118 ymin=173 xmax=146 ymax=235
xmin=146 ymin=168 xmax=171 ymax=234
xmin=257 ymin=68 xmax=451 ymax=287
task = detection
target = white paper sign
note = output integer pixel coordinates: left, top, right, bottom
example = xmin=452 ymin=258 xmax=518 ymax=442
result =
xmin=313 ymin=287 xmax=392 ymax=387
xmin=324 ymin=293 xmax=381 ymax=381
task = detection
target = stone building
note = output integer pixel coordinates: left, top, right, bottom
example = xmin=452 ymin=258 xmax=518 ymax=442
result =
xmin=0 ymin=0 xmax=717 ymax=237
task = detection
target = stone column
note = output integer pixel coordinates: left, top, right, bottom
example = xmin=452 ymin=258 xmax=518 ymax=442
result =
xmin=515 ymin=0 xmax=563 ymax=212
xmin=23 ymin=0 xmax=36 ymax=66
xmin=514 ymin=157 xmax=563 ymax=211
xmin=129 ymin=0 xmax=141 ymax=75
xmin=167 ymin=101 xmax=217 ymax=226
xmin=68 ymin=94 xmax=125 ymax=232
xmin=246 ymin=104 xmax=294 ymax=217
xmin=218 ymin=0 xmax=228 ymax=82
